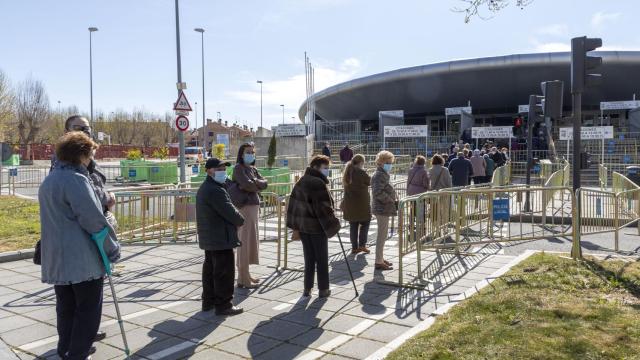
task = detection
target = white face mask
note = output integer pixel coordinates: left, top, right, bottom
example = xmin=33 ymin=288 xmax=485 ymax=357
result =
xmin=320 ymin=168 xmax=330 ymax=177
xmin=213 ymin=171 xmax=227 ymax=183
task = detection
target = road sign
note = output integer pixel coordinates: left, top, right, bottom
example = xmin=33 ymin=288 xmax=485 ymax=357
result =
xmin=275 ymin=124 xmax=307 ymax=137
xmin=175 ymin=110 xmax=189 ymax=116
xmin=492 ymin=198 xmax=510 ymax=221
xmin=173 ymin=91 xmax=192 ymax=111
xmin=383 ymin=125 xmax=429 ymax=138
xmin=9 ymin=168 xmax=17 ymax=177
xmin=192 ymin=165 xmax=199 ymax=174
xmin=445 ymin=106 xmax=472 ymax=116
xmin=471 ymin=126 xmax=513 ymax=139
xmin=175 ymin=115 xmax=189 ymax=132
xmin=600 ymin=100 xmax=640 ymax=110
xmin=559 ymin=126 xmax=613 ymax=140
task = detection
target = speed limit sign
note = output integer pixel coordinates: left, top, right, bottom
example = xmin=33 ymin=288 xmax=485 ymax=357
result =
xmin=175 ymin=115 xmax=189 ymax=132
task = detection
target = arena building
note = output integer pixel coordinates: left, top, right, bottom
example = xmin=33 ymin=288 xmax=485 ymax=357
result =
xmin=298 ymin=51 xmax=640 ymax=153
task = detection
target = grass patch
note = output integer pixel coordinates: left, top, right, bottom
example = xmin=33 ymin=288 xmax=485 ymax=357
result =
xmin=0 ymin=195 xmax=40 ymax=252
xmin=388 ymin=253 xmax=640 ymax=360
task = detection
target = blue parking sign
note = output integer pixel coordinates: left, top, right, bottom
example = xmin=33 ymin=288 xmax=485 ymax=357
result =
xmin=493 ymin=198 xmax=510 ymax=221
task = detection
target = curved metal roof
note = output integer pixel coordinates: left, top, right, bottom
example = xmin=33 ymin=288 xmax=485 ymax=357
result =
xmin=299 ymin=51 xmax=640 ymax=121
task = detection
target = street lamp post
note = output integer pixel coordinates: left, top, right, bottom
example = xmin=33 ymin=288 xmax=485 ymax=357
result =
xmin=194 ymin=101 xmax=198 ymax=147
xmin=257 ymin=80 xmax=263 ymax=129
xmin=194 ymin=27 xmax=206 ymax=151
xmin=174 ymin=0 xmax=186 ymax=183
xmin=280 ymin=104 xmax=284 ymax=125
xmin=88 ymin=27 xmax=98 ymax=133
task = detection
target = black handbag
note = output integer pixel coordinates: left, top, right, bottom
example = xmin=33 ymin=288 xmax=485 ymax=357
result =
xmin=33 ymin=240 xmax=42 ymax=265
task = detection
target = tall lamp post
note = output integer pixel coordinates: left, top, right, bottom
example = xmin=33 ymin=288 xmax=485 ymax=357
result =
xmin=88 ymin=27 xmax=98 ymax=133
xmin=280 ymin=104 xmax=284 ymax=125
xmin=257 ymin=80 xmax=263 ymax=129
xmin=194 ymin=27 xmax=206 ymax=150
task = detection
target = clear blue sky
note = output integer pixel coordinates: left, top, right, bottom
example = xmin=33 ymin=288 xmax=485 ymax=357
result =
xmin=1 ymin=0 xmax=638 ymax=129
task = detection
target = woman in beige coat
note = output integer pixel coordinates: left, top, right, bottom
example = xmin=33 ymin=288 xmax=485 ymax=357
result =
xmin=231 ymin=143 xmax=267 ymax=288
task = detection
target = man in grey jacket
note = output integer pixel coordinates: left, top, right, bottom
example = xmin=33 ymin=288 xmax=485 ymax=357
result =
xmin=196 ymin=158 xmax=245 ymax=315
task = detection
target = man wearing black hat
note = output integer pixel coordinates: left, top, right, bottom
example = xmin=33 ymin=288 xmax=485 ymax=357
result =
xmin=196 ymin=158 xmax=245 ymax=315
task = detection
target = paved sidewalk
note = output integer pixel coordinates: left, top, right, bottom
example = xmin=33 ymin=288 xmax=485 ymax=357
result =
xmin=0 ymin=218 xmax=518 ymax=360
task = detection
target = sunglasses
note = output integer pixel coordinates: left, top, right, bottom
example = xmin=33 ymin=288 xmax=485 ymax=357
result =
xmin=70 ymin=125 xmax=92 ymax=134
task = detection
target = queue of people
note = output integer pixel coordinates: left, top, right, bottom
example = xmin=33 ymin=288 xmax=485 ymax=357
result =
xmin=38 ymin=123 xmax=512 ymax=359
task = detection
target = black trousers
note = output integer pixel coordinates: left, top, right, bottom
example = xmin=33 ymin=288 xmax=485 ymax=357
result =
xmin=349 ymin=221 xmax=370 ymax=249
xmin=202 ymin=249 xmax=235 ymax=311
xmin=54 ymin=278 xmax=103 ymax=360
xmin=300 ymin=232 xmax=329 ymax=291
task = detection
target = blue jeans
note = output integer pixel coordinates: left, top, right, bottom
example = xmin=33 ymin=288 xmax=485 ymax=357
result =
xmin=55 ymin=278 xmax=103 ymax=360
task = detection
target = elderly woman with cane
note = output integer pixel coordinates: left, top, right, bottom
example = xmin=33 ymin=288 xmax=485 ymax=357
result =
xmin=39 ymin=132 xmax=121 ymax=360
xmin=287 ymin=155 xmax=341 ymax=298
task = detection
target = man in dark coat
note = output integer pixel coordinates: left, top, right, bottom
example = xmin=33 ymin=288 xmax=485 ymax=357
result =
xmin=448 ymin=152 xmax=474 ymax=187
xmin=196 ymin=158 xmax=245 ymax=315
xmin=322 ymin=142 xmax=331 ymax=158
xmin=286 ymin=155 xmax=340 ymax=298
xmin=339 ymin=144 xmax=354 ymax=163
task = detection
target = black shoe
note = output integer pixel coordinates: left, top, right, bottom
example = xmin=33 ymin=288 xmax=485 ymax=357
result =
xmin=319 ymin=289 xmax=331 ymax=298
xmin=303 ymin=289 xmax=311 ymax=297
xmin=202 ymin=304 xmax=215 ymax=312
xmin=94 ymin=331 xmax=106 ymax=342
xmin=215 ymin=306 xmax=243 ymax=316
xmin=57 ymin=346 xmax=96 ymax=358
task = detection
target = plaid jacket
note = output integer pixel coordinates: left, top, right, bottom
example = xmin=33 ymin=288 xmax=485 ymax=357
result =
xmin=286 ymin=167 xmax=340 ymax=238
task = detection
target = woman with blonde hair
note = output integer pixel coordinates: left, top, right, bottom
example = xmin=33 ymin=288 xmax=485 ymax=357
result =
xmin=341 ymin=154 xmax=372 ymax=254
xmin=371 ymin=150 xmax=397 ymax=270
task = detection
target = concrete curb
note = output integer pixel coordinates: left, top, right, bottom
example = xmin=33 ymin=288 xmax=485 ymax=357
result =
xmin=0 ymin=248 xmax=35 ymax=263
xmin=364 ymin=250 xmax=538 ymax=360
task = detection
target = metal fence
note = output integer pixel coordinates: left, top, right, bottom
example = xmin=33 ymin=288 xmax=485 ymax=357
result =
xmin=383 ymin=185 xmax=575 ymax=288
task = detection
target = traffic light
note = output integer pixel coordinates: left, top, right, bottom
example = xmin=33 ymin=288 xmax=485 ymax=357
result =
xmin=571 ymin=36 xmax=602 ymax=93
xmin=541 ymin=80 xmax=564 ymax=120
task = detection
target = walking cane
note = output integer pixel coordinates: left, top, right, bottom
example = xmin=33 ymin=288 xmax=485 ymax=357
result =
xmin=336 ymin=233 xmax=359 ymax=297
xmin=91 ymin=228 xmax=131 ymax=359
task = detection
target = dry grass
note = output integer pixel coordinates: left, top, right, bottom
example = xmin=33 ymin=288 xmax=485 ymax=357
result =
xmin=387 ymin=253 xmax=640 ymax=360
xmin=0 ymin=195 xmax=40 ymax=252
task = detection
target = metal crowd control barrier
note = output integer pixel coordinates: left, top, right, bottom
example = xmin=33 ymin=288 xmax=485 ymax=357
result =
xmin=491 ymin=162 xmax=511 ymax=187
xmin=381 ymin=185 xmax=575 ymax=289
xmin=114 ymin=188 xmax=198 ymax=244
xmin=599 ymin=164 xmax=608 ymax=189
xmin=0 ymin=166 xmax=50 ymax=194
xmin=579 ymin=171 xmax=640 ymax=250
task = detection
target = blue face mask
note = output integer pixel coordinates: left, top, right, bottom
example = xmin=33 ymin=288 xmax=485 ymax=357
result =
xmin=320 ymin=168 xmax=330 ymax=177
xmin=243 ymin=153 xmax=255 ymax=164
xmin=383 ymin=163 xmax=392 ymax=173
xmin=213 ymin=171 xmax=227 ymax=183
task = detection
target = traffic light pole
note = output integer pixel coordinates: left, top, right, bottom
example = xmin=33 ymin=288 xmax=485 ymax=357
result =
xmin=524 ymin=95 xmax=537 ymax=212
xmin=572 ymin=93 xmax=582 ymax=192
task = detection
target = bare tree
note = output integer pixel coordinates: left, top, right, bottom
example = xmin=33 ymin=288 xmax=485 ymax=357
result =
xmin=0 ymin=70 xmax=14 ymax=142
xmin=453 ymin=0 xmax=534 ymax=23
xmin=15 ymin=77 xmax=50 ymax=149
